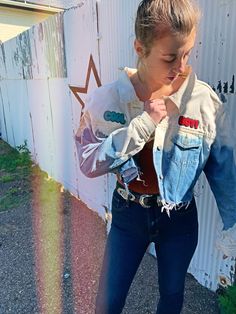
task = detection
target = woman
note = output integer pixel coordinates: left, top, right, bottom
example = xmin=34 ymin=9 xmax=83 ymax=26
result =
xmin=76 ymin=0 xmax=236 ymax=313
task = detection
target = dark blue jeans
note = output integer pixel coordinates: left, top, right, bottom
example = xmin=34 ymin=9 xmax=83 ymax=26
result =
xmin=95 ymin=189 xmax=198 ymax=314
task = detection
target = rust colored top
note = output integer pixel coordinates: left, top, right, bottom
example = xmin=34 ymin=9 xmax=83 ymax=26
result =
xmin=118 ymin=140 xmax=160 ymax=195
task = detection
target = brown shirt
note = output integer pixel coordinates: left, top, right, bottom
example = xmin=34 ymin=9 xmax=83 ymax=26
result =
xmin=128 ymin=140 xmax=160 ymax=194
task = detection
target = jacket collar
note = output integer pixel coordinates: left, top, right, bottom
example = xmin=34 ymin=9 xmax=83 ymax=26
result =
xmin=117 ymin=67 xmax=139 ymax=103
xmin=117 ymin=66 xmax=196 ymax=109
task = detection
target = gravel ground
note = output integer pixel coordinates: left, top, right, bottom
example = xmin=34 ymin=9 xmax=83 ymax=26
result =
xmin=0 ymin=193 xmax=219 ymax=314
xmin=0 ymin=140 xmax=219 ymax=314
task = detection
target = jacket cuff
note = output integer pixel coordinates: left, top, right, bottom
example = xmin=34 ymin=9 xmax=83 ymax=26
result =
xmin=216 ymin=223 xmax=236 ymax=257
xmin=132 ymin=111 xmax=157 ymax=141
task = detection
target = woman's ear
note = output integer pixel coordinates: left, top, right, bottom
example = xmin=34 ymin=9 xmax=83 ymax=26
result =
xmin=134 ymin=39 xmax=144 ymax=57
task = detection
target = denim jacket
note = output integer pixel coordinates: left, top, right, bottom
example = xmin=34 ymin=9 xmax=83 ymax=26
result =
xmin=75 ymin=67 xmax=236 ymax=257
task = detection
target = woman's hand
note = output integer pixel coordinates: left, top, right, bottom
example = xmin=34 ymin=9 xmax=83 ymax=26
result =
xmin=144 ymin=98 xmax=167 ymax=124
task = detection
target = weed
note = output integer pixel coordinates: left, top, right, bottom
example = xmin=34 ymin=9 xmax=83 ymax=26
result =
xmin=16 ymin=140 xmax=30 ymax=154
xmin=0 ymin=140 xmax=32 ymax=212
xmin=0 ymin=140 xmax=32 ymax=173
xmin=0 ymin=187 xmax=30 ymax=211
xmin=218 ymin=284 xmax=236 ymax=314
xmin=0 ymin=174 xmax=15 ymax=183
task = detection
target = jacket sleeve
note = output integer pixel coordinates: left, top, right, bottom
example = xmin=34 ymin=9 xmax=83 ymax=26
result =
xmin=75 ymin=89 xmax=156 ymax=178
xmin=204 ymin=102 xmax=236 ymax=256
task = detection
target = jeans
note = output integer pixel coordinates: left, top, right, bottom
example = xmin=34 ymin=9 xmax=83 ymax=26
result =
xmin=95 ymin=189 xmax=199 ymax=314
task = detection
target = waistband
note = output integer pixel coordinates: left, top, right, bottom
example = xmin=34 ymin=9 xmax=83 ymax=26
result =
xmin=115 ymin=181 xmax=162 ymax=208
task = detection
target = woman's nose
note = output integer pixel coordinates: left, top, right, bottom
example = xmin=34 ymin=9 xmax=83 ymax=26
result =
xmin=173 ymin=58 xmax=186 ymax=74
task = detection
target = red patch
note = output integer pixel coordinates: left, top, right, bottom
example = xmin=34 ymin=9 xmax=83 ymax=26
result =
xmin=178 ymin=116 xmax=199 ymax=129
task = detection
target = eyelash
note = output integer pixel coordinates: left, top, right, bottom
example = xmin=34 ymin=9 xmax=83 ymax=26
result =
xmin=164 ymin=53 xmax=191 ymax=64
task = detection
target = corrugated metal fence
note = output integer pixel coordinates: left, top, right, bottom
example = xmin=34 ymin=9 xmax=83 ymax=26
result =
xmin=0 ymin=0 xmax=235 ymax=291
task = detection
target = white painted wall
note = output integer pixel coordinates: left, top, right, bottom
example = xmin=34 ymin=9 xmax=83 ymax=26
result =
xmin=0 ymin=0 xmax=235 ymax=291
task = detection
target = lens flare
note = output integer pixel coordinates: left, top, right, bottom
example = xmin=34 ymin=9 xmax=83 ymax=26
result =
xmin=32 ymin=169 xmax=63 ymax=313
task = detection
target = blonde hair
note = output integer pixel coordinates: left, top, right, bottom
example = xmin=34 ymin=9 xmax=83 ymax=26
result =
xmin=135 ymin=0 xmax=201 ymax=57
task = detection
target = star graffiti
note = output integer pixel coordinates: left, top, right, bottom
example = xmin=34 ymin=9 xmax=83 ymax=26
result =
xmin=69 ymin=54 xmax=102 ymax=115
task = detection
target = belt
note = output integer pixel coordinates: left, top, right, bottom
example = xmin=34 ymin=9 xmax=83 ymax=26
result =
xmin=116 ymin=182 xmax=162 ymax=208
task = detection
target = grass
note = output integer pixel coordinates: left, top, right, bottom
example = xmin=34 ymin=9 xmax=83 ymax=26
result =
xmin=0 ymin=174 xmax=15 ymax=183
xmin=0 ymin=139 xmax=66 ymax=213
xmin=0 ymin=139 xmax=33 ymax=212
xmin=218 ymin=284 xmax=236 ymax=314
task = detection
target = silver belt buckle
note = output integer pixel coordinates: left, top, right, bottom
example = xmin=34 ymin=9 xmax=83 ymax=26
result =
xmin=139 ymin=195 xmax=162 ymax=208
xmin=117 ymin=188 xmax=135 ymax=201
xmin=139 ymin=194 xmax=153 ymax=208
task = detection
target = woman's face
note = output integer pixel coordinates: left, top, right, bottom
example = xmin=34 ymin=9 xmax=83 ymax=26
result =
xmin=135 ymin=28 xmax=196 ymax=88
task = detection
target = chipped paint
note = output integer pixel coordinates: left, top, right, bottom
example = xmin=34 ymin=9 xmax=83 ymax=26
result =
xmin=38 ymin=23 xmax=44 ymax=42
xmin=212 ymin=75 xmax=235 ymax=95
xmin=0 ymin=85 xmax=8 ymax=141
xmin=0 ymin=12 xmax=67 ymax=80
xmin=0 ymin=43 xmax=6 ymax=66
xmin=41 ymin=13 xmax=67 ymax=78
xmin=15 ymin=32 xmax=33 ymax=79
xmin=0 ymin=42 xmax=7 ymax=77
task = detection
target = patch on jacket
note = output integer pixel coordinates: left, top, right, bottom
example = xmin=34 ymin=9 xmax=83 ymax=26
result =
xmin=103 ymin=111 xmax=126 ymax=125
xmin=178 ymin=116 xmax=199 ymax=129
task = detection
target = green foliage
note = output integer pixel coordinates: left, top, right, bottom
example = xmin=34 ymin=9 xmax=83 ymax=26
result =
xmin=0 ymin=139 xmax=32 ymax=212
xmin=0 ymin=174 xmax=15 ymax=183
xmin=0 ymin=140 xmax=32 ymax=173
xmin=218 ymin=284 xmax=236 ymax=314
xmin=0 ymin=186 xmax=30 ymax=211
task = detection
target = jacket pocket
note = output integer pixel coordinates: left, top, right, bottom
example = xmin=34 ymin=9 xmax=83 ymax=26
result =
xmin=162 ymin=134 xmax=203 ymax=200
xmin=166 ymin=134 xmax=202 ymax=166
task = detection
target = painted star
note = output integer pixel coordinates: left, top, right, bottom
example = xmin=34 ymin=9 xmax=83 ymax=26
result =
xmin=69 ymin=54 xmax=102 ymax=114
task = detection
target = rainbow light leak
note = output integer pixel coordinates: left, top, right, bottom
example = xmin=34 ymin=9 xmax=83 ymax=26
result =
xmin=29 ymin=15 xmax=102 ymax=309
xmin=32 ymin=171 xmax=63 ymax=313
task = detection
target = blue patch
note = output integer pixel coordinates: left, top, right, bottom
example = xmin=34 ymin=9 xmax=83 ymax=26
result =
xmin=103 ymin=111 xmax=126 ymax=125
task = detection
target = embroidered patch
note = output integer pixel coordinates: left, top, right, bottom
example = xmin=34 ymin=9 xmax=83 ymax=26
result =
xmin=178 ymin=116 xmax=199 ymax=129
xmin=104 ymin=111 xmax=126 ymax=125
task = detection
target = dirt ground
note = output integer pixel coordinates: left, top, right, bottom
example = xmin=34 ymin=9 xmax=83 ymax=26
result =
xmin=0 ymin=139 xmax=220 ymax=313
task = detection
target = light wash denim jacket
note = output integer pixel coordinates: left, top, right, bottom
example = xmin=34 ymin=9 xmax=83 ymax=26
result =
xmin=75 ymin=67 xmax=236 ymax=257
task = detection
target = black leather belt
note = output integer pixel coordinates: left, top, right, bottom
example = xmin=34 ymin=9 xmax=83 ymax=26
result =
xmin=116 ymin=182 xmax=162 ymax=208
